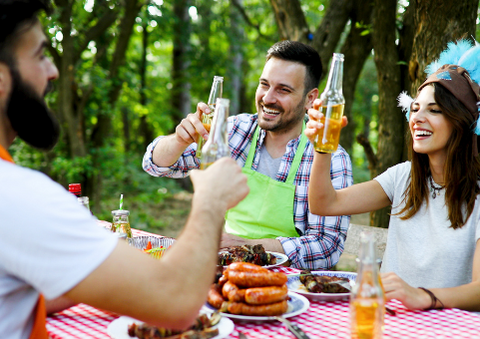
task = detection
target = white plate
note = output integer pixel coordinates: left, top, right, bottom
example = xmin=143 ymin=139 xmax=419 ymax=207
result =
xmin=203 ymin=291 xmax=309 ymax=321
xmin=219 ymin=251 xmax=289 ymax=269
xmin=107 ymin=314 xmax=234 ymax=339
xmin=287 ymin=271 xmax=356 ymax=302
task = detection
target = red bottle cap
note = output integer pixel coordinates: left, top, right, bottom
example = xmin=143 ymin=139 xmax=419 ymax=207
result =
xmin=68 ymin=183 xmax=81 ymax=197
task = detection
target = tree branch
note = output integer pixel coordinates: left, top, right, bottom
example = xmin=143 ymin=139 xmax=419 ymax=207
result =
xmin=230 ymin=0 xmax=267 ymax=39
xmin=356 ymin=133 xmax=377 ymax=170
xmin=74 ymin=7 xmax=119 ymax=63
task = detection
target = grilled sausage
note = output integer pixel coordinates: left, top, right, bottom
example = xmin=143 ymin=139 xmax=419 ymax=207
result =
xmin=244 ymin=285 xmax=288 ymax=305
xmin=227 ymin=262 xmax=270 ymax=273
xmin=226 ymin=300 xmax=288 ymax=316
xmin=228 ymin=271 xmax=288 ymax=288
xmin=222 ymin=281 xmax=246 ymax=302
xmin=207 ymin=283 xmax=226 ymax=309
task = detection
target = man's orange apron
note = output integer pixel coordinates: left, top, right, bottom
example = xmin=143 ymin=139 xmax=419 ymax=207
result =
xmin=0 ymin=144 xmax=49 ymax=339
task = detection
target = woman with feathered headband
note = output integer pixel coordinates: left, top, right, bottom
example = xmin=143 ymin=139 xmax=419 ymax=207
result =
xmin=305 ymin=39 xmax=480 ymax=311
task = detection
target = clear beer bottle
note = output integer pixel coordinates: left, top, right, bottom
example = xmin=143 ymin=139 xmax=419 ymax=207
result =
xmin=197 ymin=75 xmax=224 ymax=159
xmin=314 ymin=53 xmax=345 ymax=153
xmin=350 ymin=231 xmax=385 ymax=339
xmin=200 ymin=98 xmax=230 ymax=169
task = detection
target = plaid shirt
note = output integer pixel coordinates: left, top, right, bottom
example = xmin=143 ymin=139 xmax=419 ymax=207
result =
xmin=143 ymin=114 xmax=353 ymax=269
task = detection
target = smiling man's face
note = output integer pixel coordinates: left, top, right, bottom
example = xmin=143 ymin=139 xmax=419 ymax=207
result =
xmin=255 ymin=58 xmax=310 ymax=134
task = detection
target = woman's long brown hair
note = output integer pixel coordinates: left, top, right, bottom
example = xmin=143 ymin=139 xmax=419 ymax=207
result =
xmin=396 ymin=83 xmax=480 ymax=229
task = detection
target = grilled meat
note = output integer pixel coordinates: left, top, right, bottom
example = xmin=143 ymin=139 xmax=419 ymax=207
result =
xmin=300 ymin=270 xmax=350 ymax=294
xmin=218 ymin=244 xmax=277 ymax=266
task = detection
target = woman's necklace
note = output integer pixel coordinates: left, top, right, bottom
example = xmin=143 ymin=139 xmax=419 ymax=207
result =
xmin=429 ymin=176 xmax=445 ymax=199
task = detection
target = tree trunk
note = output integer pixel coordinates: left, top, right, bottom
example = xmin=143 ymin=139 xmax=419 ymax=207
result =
xmin=171 ymin=0 xmax=192 ymax=124
xmin=311 ymin=0 xmax=354 ymax=80
xmin=408 ymin=0 xmax=479 ymax=92
xmin=229 ymin=0 xmax=245 ymax=116
xmin=269 ymin=0 xmax=310 ymax=43
xmin=88 ymin=0 xmax=144 ymax=211
xmin=56 ymin=2 xmax=86 ymax=158
xmin=370 ymin=0 xmax=404 ymax=228
xmin=339 ymin=0 xmax=374 ymax=154
xmin=138 ymin=15 xmax=155 ymax=151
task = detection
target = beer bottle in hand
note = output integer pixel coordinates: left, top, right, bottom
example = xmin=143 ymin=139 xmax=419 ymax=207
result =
xmin=200 ymin=98 xmax=230 ymax=169
xmin=197 ymin=75 xmax=224 ymax=159
xmin=314 ymin=53 xmax=345 ymax=153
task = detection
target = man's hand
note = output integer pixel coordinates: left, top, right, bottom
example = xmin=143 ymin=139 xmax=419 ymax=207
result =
xmin=174 ymin=102 xmax=211 ymax=146
xmin=305 ymin=98 xmax=348 ymax=145
xmin=190 ymin=158 xmax=249 ymax=211
xmin=152 ymin=102 xmax=212 ymax=167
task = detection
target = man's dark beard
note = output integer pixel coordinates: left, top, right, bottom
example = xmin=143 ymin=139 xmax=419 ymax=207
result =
xmin=6 ymin=70 xmax=60 ymax=151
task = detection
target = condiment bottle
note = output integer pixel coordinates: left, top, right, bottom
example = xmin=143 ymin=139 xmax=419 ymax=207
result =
xmin=197 ymin=75 xmax=224 ymax=159
xmin=68 ymin=183 xmax=90 ymax=211
xmin=350 ymin=231 xmax=385 ymax=339
xmin=200 ymin=98 xmax=230 ymax=169
xmin=314 ymin=53 xmax=345 ymax=153
xmin=111 ymin=209 xmax=132 ymax=238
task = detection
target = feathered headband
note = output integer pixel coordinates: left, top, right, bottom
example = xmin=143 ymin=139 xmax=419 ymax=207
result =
xmin=398 ymin=39 xmax=480 ymax=136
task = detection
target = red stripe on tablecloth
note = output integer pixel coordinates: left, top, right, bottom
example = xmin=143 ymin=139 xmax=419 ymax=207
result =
xmin=47 ymin=304 xmax=118 ymax=339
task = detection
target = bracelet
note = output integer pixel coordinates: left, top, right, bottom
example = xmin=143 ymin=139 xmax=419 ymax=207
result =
xmin=419 ymin=287 xmax=445 ymax=310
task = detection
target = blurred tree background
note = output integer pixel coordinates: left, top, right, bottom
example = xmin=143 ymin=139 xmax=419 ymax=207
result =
xmin=9 ymin=0 xmax=480 ymax=232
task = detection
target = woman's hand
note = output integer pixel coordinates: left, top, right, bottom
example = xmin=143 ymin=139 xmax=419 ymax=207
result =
xmin=381 ymin=272 xmax=431 ymax=310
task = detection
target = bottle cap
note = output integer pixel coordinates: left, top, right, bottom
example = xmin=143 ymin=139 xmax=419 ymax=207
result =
xmin=68 ymin=183 xmax=81 ymax=196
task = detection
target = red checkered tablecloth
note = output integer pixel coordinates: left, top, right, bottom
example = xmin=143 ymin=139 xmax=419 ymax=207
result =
xmin=47 ymin=230 xmax=480 ymax=339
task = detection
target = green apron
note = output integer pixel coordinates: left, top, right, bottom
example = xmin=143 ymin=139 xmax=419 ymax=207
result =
xmin=225 ymin=123 xmax=307 ymax=239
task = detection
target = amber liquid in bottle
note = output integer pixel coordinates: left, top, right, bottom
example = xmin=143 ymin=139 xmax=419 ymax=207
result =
xmin=314 ymin=104 xmax=345 ymax=153
xmin=313 ymin=53 xmax=345 ymax=154
xmin=350 ymin=231 xmax=385 ymax=339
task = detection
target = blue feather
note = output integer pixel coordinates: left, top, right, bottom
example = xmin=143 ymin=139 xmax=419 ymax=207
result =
xmin=425 ymin=39 xmax=475 ymax=77
xmin=459 ymin=44 xmax=480 ymax=86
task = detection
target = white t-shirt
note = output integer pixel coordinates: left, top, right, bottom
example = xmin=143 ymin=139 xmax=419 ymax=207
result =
xmin=0 ymin=160 xmax=118 ymax=339
xmin=375 ymin=161 xmax=480 ymax=288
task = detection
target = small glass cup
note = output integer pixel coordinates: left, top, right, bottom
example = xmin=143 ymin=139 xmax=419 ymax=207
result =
xmin=111 ymin=209 xmax=132 ymax=238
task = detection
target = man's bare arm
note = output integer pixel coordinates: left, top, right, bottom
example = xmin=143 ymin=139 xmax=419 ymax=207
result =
xmin=64 ymin=158 xmax=248 ymax=329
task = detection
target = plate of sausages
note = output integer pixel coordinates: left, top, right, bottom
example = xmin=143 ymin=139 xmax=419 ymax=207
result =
xmin=287 ymin=270 xmax=356 ymax=302
xmin=206 ymin=262 xmax=310 ymax=321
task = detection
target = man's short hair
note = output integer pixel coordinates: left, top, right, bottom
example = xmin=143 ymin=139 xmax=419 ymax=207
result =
xmin=0 ymin=0 xmax=50 ymax=66
xmin=266 ymin=40 xmax=322 ymax=94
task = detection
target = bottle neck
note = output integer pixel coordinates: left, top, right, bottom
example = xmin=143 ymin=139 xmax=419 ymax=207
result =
xmin=322 ymin=54 xmax=344 ymax=101
xmin=207 ymin=77 xmax=224 ymax=107
xmin=207 ymin=102 xmax=228 ymax=144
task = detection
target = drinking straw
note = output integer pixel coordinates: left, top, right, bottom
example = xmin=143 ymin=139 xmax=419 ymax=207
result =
xmin=119 ymin=193 xmax=124 ymax=210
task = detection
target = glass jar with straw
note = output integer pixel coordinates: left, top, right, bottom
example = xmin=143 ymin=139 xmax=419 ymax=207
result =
xmin=111 ymin=194 xmax=132 ymax=238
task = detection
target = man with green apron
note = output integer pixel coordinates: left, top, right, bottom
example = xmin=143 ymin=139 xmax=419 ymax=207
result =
xmin=144 ymin=41 xmax=353 ymax=269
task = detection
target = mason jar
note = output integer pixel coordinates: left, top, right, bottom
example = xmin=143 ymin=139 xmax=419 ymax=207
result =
xmin=111 ymin=209 xmax=132 ymax=238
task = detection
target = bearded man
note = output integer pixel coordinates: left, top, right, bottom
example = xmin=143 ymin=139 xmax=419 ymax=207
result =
xmin=0 ymin=1 xmax=248 ymax=338
xmin=143 ymin=41 xmax=353 ymax=270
